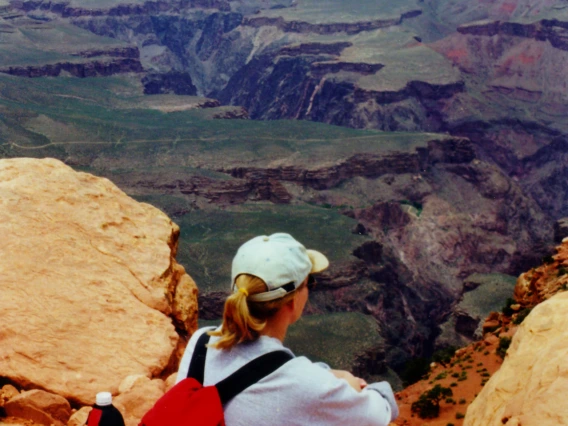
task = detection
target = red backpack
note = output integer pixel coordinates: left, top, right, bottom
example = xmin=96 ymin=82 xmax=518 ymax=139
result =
xmin=139 ymin=331 xmax=292 ymax=426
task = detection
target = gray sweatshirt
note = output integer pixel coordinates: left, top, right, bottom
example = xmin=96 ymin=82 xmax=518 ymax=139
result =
xmin=176 ymin=327 xmax=396 ymax=426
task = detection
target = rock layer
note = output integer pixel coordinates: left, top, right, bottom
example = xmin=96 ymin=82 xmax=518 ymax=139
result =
xmin=0 ymin=158 xmax=197 ymax=405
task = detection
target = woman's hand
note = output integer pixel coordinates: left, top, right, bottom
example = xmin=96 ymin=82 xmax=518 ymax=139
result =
xmin=330 ymin=369 xmax=368 ymax=392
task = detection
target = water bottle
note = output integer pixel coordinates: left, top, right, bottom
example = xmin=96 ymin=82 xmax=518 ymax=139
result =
xmin=87 ymin=392 xmax=125 ymax=426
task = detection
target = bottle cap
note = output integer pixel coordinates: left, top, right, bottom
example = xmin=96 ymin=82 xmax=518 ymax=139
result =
xmin=96 ymin=392 xmax=112 ymax=406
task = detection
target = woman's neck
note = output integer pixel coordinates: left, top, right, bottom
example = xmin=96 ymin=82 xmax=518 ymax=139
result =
xmin=260 ymin=313 xmax=289 ymax=342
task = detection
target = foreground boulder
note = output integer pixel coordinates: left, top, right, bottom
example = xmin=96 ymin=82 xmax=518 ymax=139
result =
xmin=3 ymin=390 xmax=71 ymax=426
xmin=0 ymin=158 xmax=197 ymax=406
xmin=464 ymin=290 xmax=568 ymax=425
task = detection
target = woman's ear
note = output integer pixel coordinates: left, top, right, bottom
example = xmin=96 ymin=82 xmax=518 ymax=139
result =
xmin=285 ymin=295 xmax=297 ymax=311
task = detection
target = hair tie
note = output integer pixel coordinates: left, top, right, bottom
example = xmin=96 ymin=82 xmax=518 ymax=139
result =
xmin=238 ymin=287 xmax=249 ymax=297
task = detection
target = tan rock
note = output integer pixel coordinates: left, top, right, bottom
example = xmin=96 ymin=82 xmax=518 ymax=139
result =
xmin=0 ymin=158 xmax=198 ymax=405
xmin=4 ymin=389 xmax=71 ymax=426
xmin=465 ymin=291 xmax=568 ymax=425
xmin=482 ymin=319 xmax=500 ymax=332
xmin=114 ymin=376 xmax=165 ymax=424
xmin=0 ymin=384 xmax=19 ymax=405
xmin=164 ymin=372 xmax=178 ymax=392
xmin=483 ymin=334 xmax=499 ymax=346
xmin=118 ymin=375 xmax=150 ymax=394
xmin=454 ymin=348 xmax=467 ymax=357
xmin=67 ymin=407 xmax=92 ymax=426
xmin=514 ymin=240 xmax=568 ymax=307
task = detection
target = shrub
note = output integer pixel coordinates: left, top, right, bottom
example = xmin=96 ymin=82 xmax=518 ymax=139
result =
xmin=456 ymin=412 xmax=465 ymax=419
xmin=497 ymin=337 xmax=512 ymax=359
xmin=502 ymin=297 xmax=516 ymax=316
xmin=411 ymin=385 xmax=453 ymax=419
xmin=434 ymin=371 xmax=448 ymax=381
xmin=513 ymin=308 xmax=532 ymax=325
xmin=432 ymin=346 xmax=457 ymax=365
xmin=400 ymin=357 xmax=431 ymax=386
xmin=459 ymin=398 xmax=466 ymax=404
xmin=542 ymin=255 xmax=555 ymax=264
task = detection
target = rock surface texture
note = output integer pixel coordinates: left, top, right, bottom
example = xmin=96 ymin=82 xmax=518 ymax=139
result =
xmin=464 ymin=290 xmax=568 ymax=426
xmin=464 ymin=239 xmax=568 ymax=425
xmin=0 ymin=158 xmax=198 ymax=407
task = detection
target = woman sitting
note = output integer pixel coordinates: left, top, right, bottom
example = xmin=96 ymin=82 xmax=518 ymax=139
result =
xmin=177 ymin=233 xmax=399 ymax=425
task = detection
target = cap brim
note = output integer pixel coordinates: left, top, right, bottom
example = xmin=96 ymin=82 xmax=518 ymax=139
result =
xmin=307 ymin=249 xmax=329 ymax=274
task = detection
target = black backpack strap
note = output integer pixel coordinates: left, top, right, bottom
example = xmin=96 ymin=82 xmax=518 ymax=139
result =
xmin=187 ymin=331 xmax=211 ymax=383
xmin=215 ymin=350 xmax=293 ymax=405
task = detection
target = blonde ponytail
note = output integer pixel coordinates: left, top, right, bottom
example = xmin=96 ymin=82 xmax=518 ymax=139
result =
xmin=208 ymin=274 xmax=301 ymax=350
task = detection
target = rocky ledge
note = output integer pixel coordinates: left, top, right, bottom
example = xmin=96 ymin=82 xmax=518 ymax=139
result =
xmin=458 ymin=18 xmax=568 ymax=51
xmin=466 ymin=238 xmax=568 ymax=425
xmin=223 ymin=137 xmax=474 ymax=190
xmin=17 ymin=0 xmax=230 ymax=17
xmin=0 ymin=57 xmax=143 ymax=78
xmin=242 ymin=10 xmax=422 ymax=35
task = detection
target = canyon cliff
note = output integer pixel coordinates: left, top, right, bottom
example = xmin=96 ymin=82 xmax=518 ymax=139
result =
xmin=0 ymin=0 xmax=566 ymax=393
xmin=464 ymin=238 xmax=568 ymax=425
xmin=393 ymin=237 xmax=568 ymax=425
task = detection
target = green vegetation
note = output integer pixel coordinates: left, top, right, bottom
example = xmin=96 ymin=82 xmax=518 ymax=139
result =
xmin=502 ymin=297 xmax=517 ymax=316
xmin=512 ymin=308 xmax=532 ymax=325
xmin=434 ymin=371 xmax=448 ymax=381
xmin=399 ymin=199 xmax=423 ymax=216
xmin=411 ymin=384 xmax=453 ymax=419
xmin=497 ymin=337 xmax=512 ymax=359
xmin=542 ymin=255 xmax=555 ymax=264
xmin=174 ymin=204 xmax=369 ymax=292
xmin=0 ymin=75 xmax=451 ymax=297
xmin=401 ymin=357 xmax=431 ymax=387
xmin=400 ymin=346 xmax=457 ymax=386
xmin=287 ymin=312 xmax=384 ymax=374
xmin=456 ymin=412 xmax=465 ymax=419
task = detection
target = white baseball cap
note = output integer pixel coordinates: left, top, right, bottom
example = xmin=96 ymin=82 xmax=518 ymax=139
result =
xmin=231 ymin=233 xmax=329 ymax=302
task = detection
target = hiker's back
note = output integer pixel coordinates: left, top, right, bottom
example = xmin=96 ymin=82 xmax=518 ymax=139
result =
xmin=177 ymin=330 xmax=392 ymax=426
